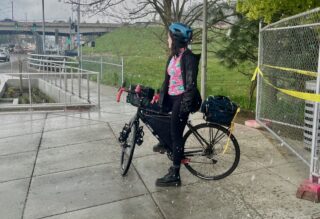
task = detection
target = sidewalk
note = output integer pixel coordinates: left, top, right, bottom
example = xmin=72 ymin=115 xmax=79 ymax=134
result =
xmin=0 ymin=84 xmax=320 ymax=219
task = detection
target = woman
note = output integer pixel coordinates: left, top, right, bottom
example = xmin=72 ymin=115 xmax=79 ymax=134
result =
xmin=155 ymin=22 xmax=201 ymax=187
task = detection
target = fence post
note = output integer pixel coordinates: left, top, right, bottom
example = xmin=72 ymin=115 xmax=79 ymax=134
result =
xmin=42 ymin=59 xmax=45 ymax=80
xmin=59 ymin=65 xmax=62 ymax=88
xmin=87 ymin=70 xmax=90 ymax=103
xmin=310 ymin=45 xmax=320 ymax=183
xmin=121 ymin=56 xmax=124 ymax=85
xmin=28 ymin=74 xmax=32 ymax=110
xmin=64 ymin=59 xmax=67 ymax=109
xmin=256 ymin=21 xmax=263 ymax=121
xmin=55 ymin=64 xmax=57 ymax=86
xmin=10 ymin=56 xmax=13 ymax=73
xmin=19 ymin=59 xmax=23 ymax=94
xmin=98 ymin=57 xmax=102 ymax=108
xmin=71 ymin=67 xmax=74 ymax=94
xmin=39 ymin=56 xmax=41 ymax=71
xmin=63 ymin=58 xmax=67 ymax=91
xmin=79 ymin=64 xmax=82 ymax=98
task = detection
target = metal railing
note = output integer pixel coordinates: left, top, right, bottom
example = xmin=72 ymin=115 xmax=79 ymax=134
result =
xmin=28 ymin=53 xmax=78 ymax=71
xmin=0 ymin=53 xmax=101 ymax=111
xmin=256 ymin=8 xmax=320 ymax=181
xmin=81 ymin=55 xmax=124 ymax=87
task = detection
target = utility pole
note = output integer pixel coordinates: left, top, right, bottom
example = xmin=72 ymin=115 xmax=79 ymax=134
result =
xmin=42 ymin=0 xmax=46 ymax=54
xmin=201 ymin=0 xmax=208 ymax=100
xmin=69 ymin=17 xmax=72 ymax=50
xmin=11 ymin=1 xmax=13 ymax=20
xmin=77 ymin=0 xmax=80 ymax=57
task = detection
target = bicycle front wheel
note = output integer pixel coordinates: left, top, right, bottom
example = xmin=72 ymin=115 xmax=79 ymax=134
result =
xmin=120 ymin=121 xmax=137 ymax=176
xmin=183 ymin=123 xmax=240 ymax=180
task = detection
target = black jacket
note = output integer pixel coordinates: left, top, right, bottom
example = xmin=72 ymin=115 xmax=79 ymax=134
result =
xmin=159 ymin=49 xmax=201 ymax=114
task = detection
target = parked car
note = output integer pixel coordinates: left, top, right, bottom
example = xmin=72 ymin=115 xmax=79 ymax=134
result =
xmin=0 ymin=48 xmax=10 ymax=62
xmin=64 ymin=50 xmax=78 ymax=57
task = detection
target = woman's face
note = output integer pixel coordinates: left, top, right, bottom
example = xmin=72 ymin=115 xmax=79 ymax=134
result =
xmin=167 ymin=33 xmax=172 ymax=49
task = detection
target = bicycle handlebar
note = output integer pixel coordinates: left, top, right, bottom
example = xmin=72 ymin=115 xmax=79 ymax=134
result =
xmin=116 ymin=84 xmax=160 ymax=104
xmin=116 ymin=87 xmax=126 ymax=102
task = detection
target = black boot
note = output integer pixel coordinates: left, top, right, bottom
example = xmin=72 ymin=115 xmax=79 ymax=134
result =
xmin=153 ymin=143 xmax=166 ymax=154
xmin=155 ymin=166 xmax=181 ymax=187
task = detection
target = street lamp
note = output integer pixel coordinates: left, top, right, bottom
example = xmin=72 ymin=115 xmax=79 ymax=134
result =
xmin=42 ymin=0 xmax=46 ymax=54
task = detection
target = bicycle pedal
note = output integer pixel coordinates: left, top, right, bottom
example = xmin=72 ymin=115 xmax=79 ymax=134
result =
xmin=122 ymin=143 xmax=129 ymax=148
xmin=181 ymin=158 xmax=191 ymax=164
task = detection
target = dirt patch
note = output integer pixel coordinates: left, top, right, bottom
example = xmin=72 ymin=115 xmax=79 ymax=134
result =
xmin=235 ymin=110 xmax=255 ymax=125
xmin=3 ymin=86 xmax=54 ymax=104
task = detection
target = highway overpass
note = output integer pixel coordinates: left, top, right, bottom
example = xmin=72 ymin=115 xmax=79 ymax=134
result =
xmin=0 ymin=21 xmax=122 ymax=36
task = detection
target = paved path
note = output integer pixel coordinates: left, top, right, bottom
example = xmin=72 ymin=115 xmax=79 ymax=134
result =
xmin=0 ymin=85 xmax=319 ymax=219
xmin=0 ymin=54 xmax=27 ymax=73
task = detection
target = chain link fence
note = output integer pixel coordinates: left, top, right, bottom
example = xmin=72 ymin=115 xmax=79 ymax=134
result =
xmin=257 ymin=8 xmax=320 ymax=178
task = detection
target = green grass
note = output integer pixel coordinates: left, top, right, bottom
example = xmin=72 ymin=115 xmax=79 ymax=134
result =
xmin=83 ymin=26 xmax=255 ymax=110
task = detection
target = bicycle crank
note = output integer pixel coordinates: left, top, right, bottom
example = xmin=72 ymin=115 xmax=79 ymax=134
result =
xmin=118 ymin=123 xmax=130 ymax=143
xmin=136 ymin=126 xmax=144 ymax=146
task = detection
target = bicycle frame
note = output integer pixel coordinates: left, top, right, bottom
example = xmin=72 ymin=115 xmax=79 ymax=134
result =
xmin=131 ymin=105 xmax=228 ymax=159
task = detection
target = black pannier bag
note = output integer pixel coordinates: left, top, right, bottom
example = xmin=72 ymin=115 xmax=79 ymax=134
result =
xmin=200 ymin=95 xmax=238 ymax=126
xmin=126 ymin=85 xmax=155 ymax=107
xmin=142 ymin=111 xmax=172 ymax=149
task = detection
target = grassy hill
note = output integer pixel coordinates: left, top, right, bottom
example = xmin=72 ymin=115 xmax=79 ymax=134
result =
xmin=83 ymin=26 xmax=255 ymax=110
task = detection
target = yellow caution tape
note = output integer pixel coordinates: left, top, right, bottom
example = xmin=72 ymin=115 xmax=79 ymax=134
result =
xmin=224 ymin=63 xmax=318 ymax=154
xmin=251 ymin=67 xmax=262 ymax=81
xmin=263 ymin=64 xmax=317 ymax=77
xmin=252 ymin=66 xmax=320 ymax=102
xmin=223 ymin=107 xmax=241 ymax=154
xmin=251 ymin=64 xmax=318 ymax=82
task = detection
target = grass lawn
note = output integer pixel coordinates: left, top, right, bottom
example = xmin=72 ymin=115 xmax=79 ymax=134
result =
xmin=83 ymin=26 xmax=256 ymax=110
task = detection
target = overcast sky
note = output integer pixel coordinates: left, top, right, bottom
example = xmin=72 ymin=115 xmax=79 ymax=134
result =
xmin=0 ymin=0 xmax=107 ymax=23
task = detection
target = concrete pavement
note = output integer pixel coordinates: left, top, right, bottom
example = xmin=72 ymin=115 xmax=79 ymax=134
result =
xmin=0 ymin=85 xmax=320 ymax=219
xmin=0 ymin=54 xmax=28 ymax=73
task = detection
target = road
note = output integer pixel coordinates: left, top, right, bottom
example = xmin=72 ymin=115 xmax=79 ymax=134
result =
xmin=0 ymin=54 xmax=27 ymax=73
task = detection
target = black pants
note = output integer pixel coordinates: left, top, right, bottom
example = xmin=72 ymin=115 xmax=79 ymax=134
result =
xmin=167 ymin=95 xmax=189 ymax=167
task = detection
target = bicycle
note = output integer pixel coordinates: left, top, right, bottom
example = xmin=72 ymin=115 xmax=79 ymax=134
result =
xmin=116 ymin=85 xmax=240 ymax=180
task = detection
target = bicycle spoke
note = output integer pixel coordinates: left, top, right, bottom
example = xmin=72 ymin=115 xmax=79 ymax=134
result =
xmin=191 ymin=128 xmax=211 ymax=148
xmin=188 ymin=158 xmax=218 ymax=165
xmin=214 ymin=131 xmax=226 ymax=142
xmin=183 ymin=123 xmax=240 ymax=180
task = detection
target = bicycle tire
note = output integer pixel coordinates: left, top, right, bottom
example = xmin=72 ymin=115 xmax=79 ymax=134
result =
xmin=120 ymin=121 xmax=137 ymax=176
xmin=183 ymin=123 xmax=240 ymax=180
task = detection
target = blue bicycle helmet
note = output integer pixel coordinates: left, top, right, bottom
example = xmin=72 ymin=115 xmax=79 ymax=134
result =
xmin=169 ymin=22 xmax=192 ymax=43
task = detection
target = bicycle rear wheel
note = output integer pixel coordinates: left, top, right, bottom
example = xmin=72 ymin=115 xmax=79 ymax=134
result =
xmin=183 ymin=123 xmax=240 ymax=180
xmin=120 ymin=121 xmax=137 ymax=176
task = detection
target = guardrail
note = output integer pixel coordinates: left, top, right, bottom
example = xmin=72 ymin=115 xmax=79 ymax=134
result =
xmin=27 ymin=53 xmax=78 ymax=71
xmin=81 ymin=55 xmax=124 ymax=87
xmin=0 ymin=53 xmax=102 ymax=111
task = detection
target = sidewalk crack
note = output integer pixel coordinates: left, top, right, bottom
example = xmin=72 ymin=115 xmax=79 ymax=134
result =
xmin=21 ymin=113 xmax=48 ymax=219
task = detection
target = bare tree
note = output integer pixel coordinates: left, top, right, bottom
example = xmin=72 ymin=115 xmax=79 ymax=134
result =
xmin=64 ymin=0 xmax=233 ymax=27
xmin=64 ymin=0 xmax=237 ymax=47
xmin=64 ymin=0 xmax=125 ymax=22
